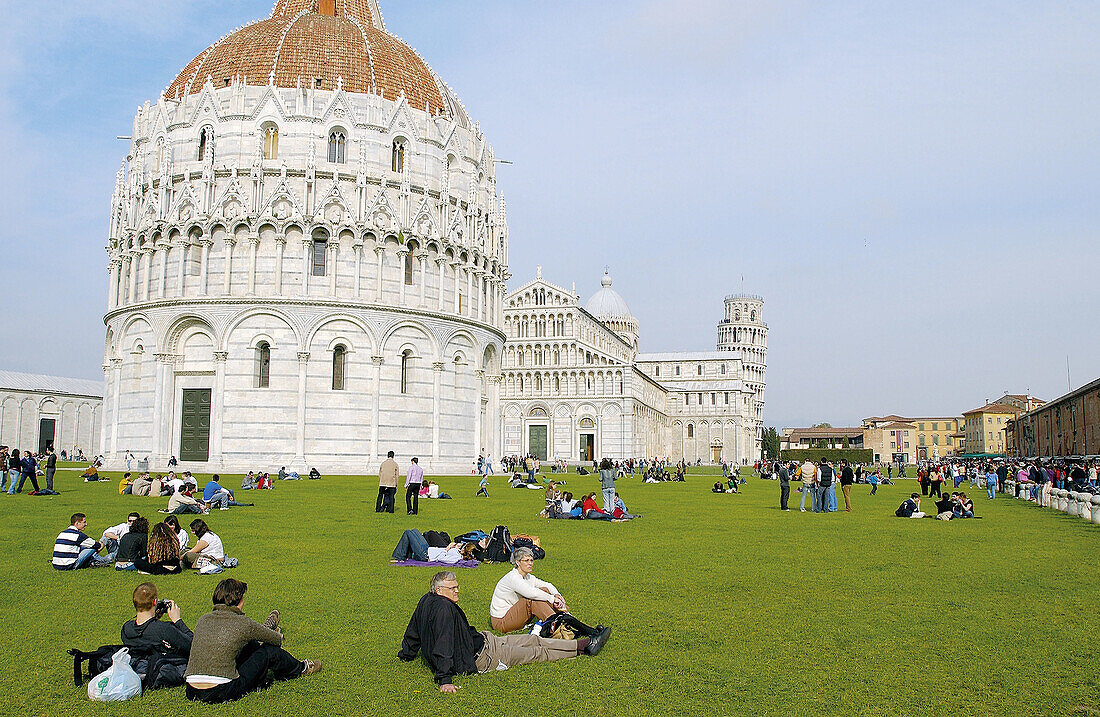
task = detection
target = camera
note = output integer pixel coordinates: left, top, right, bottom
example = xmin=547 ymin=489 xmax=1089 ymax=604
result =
xmin=155 ymin=599 xmax=171 ymax=618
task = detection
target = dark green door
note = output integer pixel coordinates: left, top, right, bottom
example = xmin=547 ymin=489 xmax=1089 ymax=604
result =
xmin=180 ymin=389 xmax=211 ymax=462
xmin=580 ymin=434 xmax=594 ymax=462
xmin=528 ymin=425 xmax=548 ymax=461
xmin=38 ymin=418 xmax=55 ymax=454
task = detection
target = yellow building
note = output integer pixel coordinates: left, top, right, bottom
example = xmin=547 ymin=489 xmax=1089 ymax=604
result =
xmin=962 ymin=403 xmax=1019 ymax=455
xmin=861 ymin=417 xmax=916 ymax=464
xmin=911 ymin=417 xmax=964 ymax=460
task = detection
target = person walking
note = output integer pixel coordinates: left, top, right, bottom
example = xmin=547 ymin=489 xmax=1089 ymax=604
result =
xmin=839 ymin=459 xmax=854 ymax=512
xmin=778 ymin=461 xmax=790 ymax=511
xmin=17 ymin=450 xmax=40 ymax=494
xmin=377 ymin=451 xmax=399 ymax=513
xmin=799 ymin=459 xmax=816 ymax=512
xmin=405 ymin=457 xmax=424 ymax=515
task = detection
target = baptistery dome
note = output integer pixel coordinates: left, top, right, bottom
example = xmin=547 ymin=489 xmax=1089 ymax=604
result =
xmin=101 ymin=0 xmax=507 ymax=474
xmin=585 ymin=271 xmax=638 ymax=351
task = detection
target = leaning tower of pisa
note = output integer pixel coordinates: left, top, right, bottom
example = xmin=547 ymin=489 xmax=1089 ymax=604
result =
xmin=716 ymin=294 xmax=767 ymax=445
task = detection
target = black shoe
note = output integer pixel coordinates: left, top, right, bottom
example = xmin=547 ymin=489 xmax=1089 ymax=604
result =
xmin=585 ymin=626 xmax=611 ymax=656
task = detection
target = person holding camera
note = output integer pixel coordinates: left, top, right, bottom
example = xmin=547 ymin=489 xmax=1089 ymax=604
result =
xmin=121 ymin=582 xmax=193 ymax=656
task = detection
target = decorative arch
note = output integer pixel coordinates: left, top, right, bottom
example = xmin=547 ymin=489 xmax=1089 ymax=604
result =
xmin=304 ymin=314 xmax=376 ymax=355
xmin=379 ymin=320 xmax=439 ymax=361
xmin=220 ymin=307 xmax=303 ymax=353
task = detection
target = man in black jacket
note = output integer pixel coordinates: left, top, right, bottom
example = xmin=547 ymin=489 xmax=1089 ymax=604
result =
xmin=121 ymin=582 xmax=193 ymax=656
xmin=777 ymin=462 xmax=790 ymax=511
xmin=839 ymin=459 xmax=855 ymax=512
xmin=399 ymin=571 xmax=610 ymax=693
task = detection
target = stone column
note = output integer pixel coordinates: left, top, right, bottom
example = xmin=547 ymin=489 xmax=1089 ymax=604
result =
xmin=108 ymin=259 xmax=121 ymax=309
xmin=374 ymin=246 xmax=385 ymax=302
xmin=211 ymin=351 xmax=228 ymax=465
xmin=199 ymin=240 xmax=212 ymax=295
xmin=150 ymin=353 xmax=171 ymax=464
xmin=474 ymin=369 xmax=485 ymax=456
xmin=158 ymin=245 xmax=169 ymax=299
xmin=329 ymin=240 xmax=339 ymax=296
xmin=127 ymin=253 xmax=139 ymax=304
xmin=108 ymin=358 xmax=123 ymax=459
xmin=301 ymin=239 xmax=312 ymax=296
xmin=436 ymin=258 xmax=447 ymax=311
xmin=99 ymin=363 xmax=111 ymax=457
xmin=452 ymin=262 xmax=462 ymax=313
xmin=353 ymin=243 xmax=363 ymax=297
xmin=371 ymin=356 xmax=384 ymax=461
xmin=465 ymin=267 xmax=473 ymax=317
xmin=141 ymin=248 xmax=153 ymax=301
xmin=294 ymin=352 xmax=310 ymax=462
xmin=247 ymin=236 xmax=259 ymax=294
xmin=176 ymin=242 xmax=188 ymax=296
xmin=418 ymin=253 xmax=427 ymax=307
xmin=432 ymin=361 xmax=444 ymax=462
xmin=488 ymin=374 xmax=502 ymax=458
xmin=397 ymin=249 xmax=409 ymax=306
xmin=274 ymin=235 xmax=286 ymax=295
xmin=222 ymin=238 xmax=235 ymax=295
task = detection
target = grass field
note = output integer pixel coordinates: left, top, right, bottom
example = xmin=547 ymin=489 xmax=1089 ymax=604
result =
xmin=2 ymin=467 xmax=1098 ymax=716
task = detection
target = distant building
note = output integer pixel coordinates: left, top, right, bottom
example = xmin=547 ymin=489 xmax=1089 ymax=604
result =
xmin=910 ymin=417 xmax=964 ymax=460
xmin=862 ymin=418 xmax=917 ymax=464
xmin=962 ymin=403 xmax=1020 ymax=456
xmin=1011 ymin=380 xmax=1099 ymax=457
xmin=0 ymin=371 xmax=102 ymax=456
xmin=993 ymin=393 xmax=1046 ymax=413
xmin=780 ymin=427 xmax=864 ymax=452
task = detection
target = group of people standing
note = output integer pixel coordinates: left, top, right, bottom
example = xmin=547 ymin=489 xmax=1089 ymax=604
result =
xmin=775 ymin=458 xmax=857 ymax=513
xmin=0 ymin=445 xmax=59 ymax=495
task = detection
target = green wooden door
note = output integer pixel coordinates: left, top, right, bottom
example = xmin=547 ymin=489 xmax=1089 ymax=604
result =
xmin=180 ymin=389 xmax=211 ymax=462
xmin=528 ymin=425 xmax=548 ymax=461
xmin=38 ymin=418 xmax=56 ymax=454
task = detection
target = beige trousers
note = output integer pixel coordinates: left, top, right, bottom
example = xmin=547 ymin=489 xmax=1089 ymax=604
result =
xmin=490 ymin=595 xmax=556 ymax=633
xmin=475 ymin=631 xmax=579 ymax=673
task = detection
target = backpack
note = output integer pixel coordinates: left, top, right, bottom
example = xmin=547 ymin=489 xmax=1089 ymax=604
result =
xmin=68 ymin=645 xmax=188 ymax=691
xmin=484 ymin=525 xmax=512 ymax=563
xmin=512 ymin=536 xmax=545 ymax=560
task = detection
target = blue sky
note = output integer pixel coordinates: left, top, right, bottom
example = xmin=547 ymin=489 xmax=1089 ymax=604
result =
xmin=1 ymin=0 xmax=1097 ymax=428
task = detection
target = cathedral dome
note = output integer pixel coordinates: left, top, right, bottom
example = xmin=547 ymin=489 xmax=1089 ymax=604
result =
xmin=585 ymin=270 xmax=634 ymax=320
xmin=165 ymin=0 xmax=469 ymax=125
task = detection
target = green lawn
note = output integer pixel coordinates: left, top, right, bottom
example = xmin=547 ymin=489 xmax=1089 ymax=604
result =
xmin=2 ymin=469 xmax=1097 ymax=716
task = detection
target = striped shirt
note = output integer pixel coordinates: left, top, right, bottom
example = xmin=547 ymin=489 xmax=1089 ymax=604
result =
xmin=52 ymin=527 xmax=101 ymax=570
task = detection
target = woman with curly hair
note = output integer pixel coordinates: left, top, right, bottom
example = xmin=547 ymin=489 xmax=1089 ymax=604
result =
xmin=134 ymin=522 xmax=183 ymax=574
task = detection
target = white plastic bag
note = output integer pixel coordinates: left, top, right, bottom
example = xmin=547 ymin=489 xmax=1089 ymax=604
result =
xmin=88 ymin=648 xmax=142 ymax=701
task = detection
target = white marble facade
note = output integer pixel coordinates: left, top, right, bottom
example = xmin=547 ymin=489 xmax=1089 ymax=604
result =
xmin=500 ymin=271 xmax=766 ymax=464
xmin=0 ymin=371 xmax=102 ymax=457
xmin=101 ymin=2 xmax=507 ymax=474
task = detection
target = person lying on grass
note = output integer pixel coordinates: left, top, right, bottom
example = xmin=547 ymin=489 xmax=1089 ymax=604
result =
xmin=581 ymin=493 xmax=619 ymax=521
xmin=392 ymin=529 xmax=477 ymax=564
xmin=400 ymin=570 xmax=610 ymax=693
xmin=185 ymin=578 xmax=320 ymax=703
xmin=612 ymin=493 xmax=639 ymax=519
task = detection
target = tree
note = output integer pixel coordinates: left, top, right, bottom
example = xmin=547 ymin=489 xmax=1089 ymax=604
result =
xmin=762 ymin=426 xmax=780 ymax=459
xmin=812 ymin=422 xmax=833 ymax=428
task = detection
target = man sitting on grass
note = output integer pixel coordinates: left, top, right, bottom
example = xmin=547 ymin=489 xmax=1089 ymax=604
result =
xmin=400 ymin=571 xmax=610 ymax=693
xmin=895 ymin=493 xmax=926 ymax=519
xmin=184 ymin=578 xmax=321 ymax=703
xmin=121 ymin=582 xmax=193 ymax=656
xmin=52 ymin=513 xmax=111 ymax=569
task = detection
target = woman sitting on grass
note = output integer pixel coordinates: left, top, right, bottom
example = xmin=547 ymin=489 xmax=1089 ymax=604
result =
xmin=490 ymin=547 xmax=570 ymax=631
xmin=134 ymin=522 xmax=183 ymax=574
xmin=115 ymin=517 xmax=150 ymax=571
xmin=182 ymin=519 xmax=225 ymax=570
xmin=581 ymin=493 xmax=615 ymax=521
xmin=164 ymin=514 xmax=189 ymax=550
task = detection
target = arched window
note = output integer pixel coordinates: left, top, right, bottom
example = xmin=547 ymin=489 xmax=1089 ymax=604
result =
xmin=256 ymin=342 xmax=271 ymax=388
xmin=751 ymin=310 xmax=757 ymax=321
xmin=392 ymin=138 xmax=406 ymax=173
xmin=263 ymin=124 xmax=279 ymax=160
xmin=697 ymin=365 xmax=703 ymax=376
xmin=687 ymin=424 xmax=694 ymax=438
xmin=197 ymin=126 xmax=214 ymax=161
xmin=400 ymin=350 xmax=412 ymax=394
xmin=721 ymin=364 xmax=727 ymax=375
xmin=312 ymin=235 xmax=327 ymax=276
xmin=332 ymin=345 xmax=346 ymax=390
xmin=328 ymin=130 xmax=346 ymax=163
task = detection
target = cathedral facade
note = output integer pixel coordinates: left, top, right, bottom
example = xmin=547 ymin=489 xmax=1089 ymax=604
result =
xmin=101 ymin=0 xmax=507 ymax=473
xmin=500 ymin=271 xmax=766 ymax=464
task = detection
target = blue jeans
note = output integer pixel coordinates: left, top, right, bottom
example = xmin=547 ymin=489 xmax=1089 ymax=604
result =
xmin=986 ymin=482 xmax=996 ymax=499
xmin=115 ymin=562 xmax=138 ymax=571
xmin=811 ymin=485 xmax=822 ymax=512
xmin=65 ymin=548 xmax=98 ymax=570
xmin=392 ymin=529 xmax=429 ymax=561
xmin=800 ymin=484 xmax=811 ymax=510
xmin=7 ymin=468 xmax=21 ymax=493
xmin=602 ymin=487 xmax=616 ymax=512
xmin=102 ymin=538 xmax=120 ymax=563
xmin=825 ymin=485 xmax=837 ymax=512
